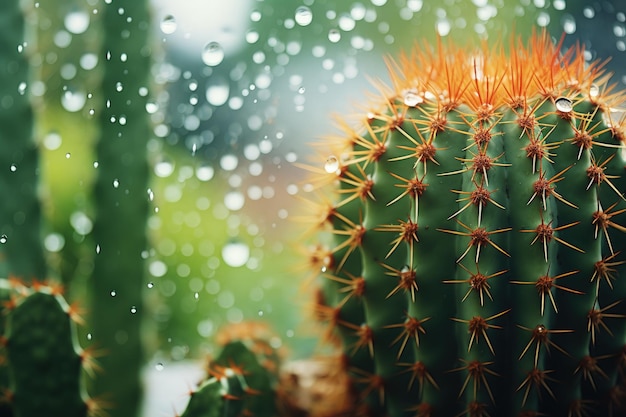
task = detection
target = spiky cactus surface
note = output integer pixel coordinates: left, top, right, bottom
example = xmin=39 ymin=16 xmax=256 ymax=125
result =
xmin=302 ymin=32 xmax=626 ymax=417
xmin=180 ymin=323 xmax=280 ymax=417
xmin=1 ymin=279 xmax=99 ymax=417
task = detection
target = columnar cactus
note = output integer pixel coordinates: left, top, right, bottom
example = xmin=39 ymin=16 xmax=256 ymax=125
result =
xmin=302 ymin=32 xmax=626 ymax=417
xmin=91 ymin=0 xmax=151 ymax=414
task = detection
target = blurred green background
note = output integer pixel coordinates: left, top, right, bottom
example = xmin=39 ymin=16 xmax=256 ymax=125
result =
xmin=6 ymin=0 xmax=626 ymax=415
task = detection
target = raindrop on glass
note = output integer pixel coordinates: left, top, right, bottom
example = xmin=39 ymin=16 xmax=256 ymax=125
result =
xmin=295 ymin=6 xmax=313 ymax=26
xmin=324 ymin=155 xmax=340 ymax=173
xmin=555 ymin=97 xmax=572 ymax=113
xmin=328 ymin=29 xmax=341 ymax=43
xmin=224 ymin=191 xmax=245 ymax=211
xmin=154 ymin=157 xmax=175 ymax=178
xmin=160 ymin=15 xmax=177 ymax=34
xmin=206 ymin=82 xmax=230 ymax=106
xmin=61 ymin=90 xmax=86 ymax=112
xmin=202 ymin=42 xmax=224 ymax=66
xmin=338 ymin=14 xmax=356 ymax=31
xmin=222 ymin=241 xmax=250 ymax=267
xmin=64 ymin=10 xmax=90 ymax=34
xmin=196 ymin=164 xmax=215 ymax=181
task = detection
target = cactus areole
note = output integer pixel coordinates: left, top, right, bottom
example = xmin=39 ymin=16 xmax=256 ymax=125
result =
xmin=302 ymin=32 xmax=626 ymax=417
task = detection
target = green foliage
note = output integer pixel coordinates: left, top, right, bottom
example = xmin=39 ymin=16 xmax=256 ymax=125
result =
xmin=304 ymin=32 xmax=626 ymax=416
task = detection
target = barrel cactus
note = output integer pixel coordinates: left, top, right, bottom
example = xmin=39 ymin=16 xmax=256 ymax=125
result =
xmin=301 ymin=31 xmax=626 ymax=417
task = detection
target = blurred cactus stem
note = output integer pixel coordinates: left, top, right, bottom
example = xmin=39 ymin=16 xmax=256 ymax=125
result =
xmin=0 ymin=0 xmax=46 ymax=282
xmin=91 ymin=0 xmax=151 ymax=416
xmin=0 ymin=1 xmax=47 ymax=416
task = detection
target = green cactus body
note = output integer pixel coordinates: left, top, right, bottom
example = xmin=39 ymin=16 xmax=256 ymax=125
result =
xmin=180 ymin=341 xmax=277 ymax=417
xmin=0 ymin=0 xmax=46 ymax=283
xmin=3 ymin=280 xmax=95 ymax=417
xmin=304 ymin=32 xmax=626 ymax=417
xmin=91 ymin=0 xmax=151 ymax=415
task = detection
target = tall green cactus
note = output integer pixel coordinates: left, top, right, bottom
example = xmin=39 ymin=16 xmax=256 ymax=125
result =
xmin=91 ymin=0 xmax=151 ymax=415
xmin=0 ymin=0 xmax=45 ymax=283
xmin=0 ymin=2 xmax=89 ymax=416
xmin=302 ymin=32 xmax=626 ymax=417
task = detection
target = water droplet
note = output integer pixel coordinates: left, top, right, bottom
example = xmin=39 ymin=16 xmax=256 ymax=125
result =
xmin=147 ymin=282 xmax=154 ymax=289
xmin=295 ymin=6 xmax=313 ymax=26
xmin=64 ymin=10 xmax=90 ymax=34
xmin=110 ymin=290 xmax=117 ymax=297
xmin=220 ymin=154 xmax=238 ymax=171
xmin=95 ymin=244 xmax=101 ymax=254
xmin=10 ymin=164 xmax=17 ymax=172
xmin=130 ymin=305 xmax=137 ymax=314
xmin=113 ymin=179 xmax=120 ymax=188
xmin=206 ymin=82 xmax=229 ymax=106
xmin=18 ymin=82 xmax=26 ymax=95
xmin=87 ymin=333 xmax=92 ymax=340
xmin=154 ymin=157 xmax=175 ymax=178
xmin=436 ymin=19 xmax=451 ymax=36
xmin=328 ymin=29 xmax=341 ymax=43
xmin=338 ymin=14 xmax=355 ymax=31
xmin=555 ymin=97 xmax=572 ymax=113
xmin=0 ymin=235 xmax=7 ymax=244
xmin=202 ymin=42 xmax=224 ymax=66
xmin=324 ymin=155 xmax=340 ymax=173
xmin=224 ymin=191 xmax=245 ymax=211
xmin=70 ymin=211 xmax=93 ymax=235
xmin=403 ymin=89 xmax=423 ymax=107
xmin=61 ymin=90 xmax=86 ymax=112
xmin=155 ymin=363 xmax=164 ymax=371
xmin=65 ymin=153 xmax=71 ymax=159
xmin=196 ymin=164 xmax=215 ymax=181
xmin=194 ymin=292 xmax=199 ymax=300
xmin=160 ymin=15 xmax=177 ymax=34
xmin=589 ymin=84 xmax=599 ymax=98
xmin=222 ymin=241 xmax=250 ymax=267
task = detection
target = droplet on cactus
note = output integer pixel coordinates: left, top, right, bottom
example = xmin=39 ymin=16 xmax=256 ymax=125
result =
xmin=324 ymin=155 xmax=340 ymax=174
xmin=555 ymin=96 xmax=573 ymax=112
xmin=300 ymin=30 xmax=626 ymax=417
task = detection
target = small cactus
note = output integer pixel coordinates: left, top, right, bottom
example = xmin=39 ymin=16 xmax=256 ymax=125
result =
xmin=1 ymin=279 xmax=99 ymax=417
xmin=179 ymin=322 xmax=280 ymax=417
xmin=301 ymin=31 xmax=626 ymax=417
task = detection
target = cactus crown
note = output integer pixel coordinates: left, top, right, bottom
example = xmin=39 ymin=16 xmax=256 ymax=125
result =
xmin=301 ymin=31 xmax=626 ymax=417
